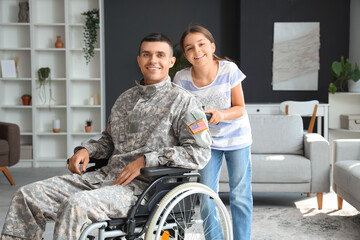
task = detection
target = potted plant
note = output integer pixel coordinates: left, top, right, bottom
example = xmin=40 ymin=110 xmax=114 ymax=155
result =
xmin=37 ymin=67 xmax=55 ymax=106
xmin=21 ymin=94 xmax=31 ymax=105
xmin=169 ymin=44 xmax=190 ymax=80
xmin=85 ymin=119 xmax=92 ymax=132
xmin=328 ymin=56 xmax=360 ymax=94
xmin=82 ymin=9 xmax=99 ymax=65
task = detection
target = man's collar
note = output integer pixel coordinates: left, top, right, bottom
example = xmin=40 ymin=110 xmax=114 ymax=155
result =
xmin=136 ymin=76 xmax=171 ymax=97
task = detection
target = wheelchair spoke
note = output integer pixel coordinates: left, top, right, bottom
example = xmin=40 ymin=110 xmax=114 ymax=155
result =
xmin=145 ymin=183 xmax=232 ymax=240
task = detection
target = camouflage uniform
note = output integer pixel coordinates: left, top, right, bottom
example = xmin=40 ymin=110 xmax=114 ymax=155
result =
xmin=1 ymin=77 xmax=212 ymax=240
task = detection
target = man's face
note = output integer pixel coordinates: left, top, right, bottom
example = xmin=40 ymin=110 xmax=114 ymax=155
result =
xmin=137 ymin=41 xmax=175 ymax=85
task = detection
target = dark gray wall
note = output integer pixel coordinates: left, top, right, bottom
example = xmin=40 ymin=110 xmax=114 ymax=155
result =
xmin=103 ymin=0 xmax=238 ymax=119
xmin=104 ymin=0 xmax=350 ymax=119
xmin=240 ymin=0 xmax=350 ymax=103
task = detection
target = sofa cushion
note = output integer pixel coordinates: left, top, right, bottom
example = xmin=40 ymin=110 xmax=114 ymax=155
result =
xmin=249 ymin=115 xmax=304 ymax=154
xmin=251 ymin=154 xmax=311 ymax=183
xmin=333 ymin=160 xmax=360 ymax=202
xmin=0 ymin=139 xmax=9 ymax=155
xmin=219 ymin=154 xmax=311 ymax=183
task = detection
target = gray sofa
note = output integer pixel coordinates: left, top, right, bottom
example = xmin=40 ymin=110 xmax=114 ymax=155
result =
xmin=332 ymin=139 xmax=360 ymax=211
xmin=219 ymin=114 xmax=330 ymax=209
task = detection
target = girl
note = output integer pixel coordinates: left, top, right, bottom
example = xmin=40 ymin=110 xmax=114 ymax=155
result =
xmin=174 ymin=25 xmax=252 ymax=240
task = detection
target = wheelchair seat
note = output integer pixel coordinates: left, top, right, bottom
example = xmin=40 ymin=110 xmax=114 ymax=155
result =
xmin=73 ymin=160 xmax=233 ymax=240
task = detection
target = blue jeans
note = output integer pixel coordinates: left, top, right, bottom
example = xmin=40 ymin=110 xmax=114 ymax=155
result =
xmin=199 ymin=146 xmax=252 ymax=240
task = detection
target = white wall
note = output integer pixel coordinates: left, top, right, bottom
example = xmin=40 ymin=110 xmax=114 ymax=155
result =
xmin=349 ymin=0 xmax=360 ymax=64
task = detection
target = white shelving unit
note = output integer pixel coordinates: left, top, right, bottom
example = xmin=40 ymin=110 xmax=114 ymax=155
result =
xmin=328 ymin=93 xmax=360 ymax=145
xmin=0 ymin=0 xmax=105 ymax=167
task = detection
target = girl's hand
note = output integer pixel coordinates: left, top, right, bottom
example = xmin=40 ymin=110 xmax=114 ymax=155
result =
xmin=205 ymin=109 xmax=224 ymax=125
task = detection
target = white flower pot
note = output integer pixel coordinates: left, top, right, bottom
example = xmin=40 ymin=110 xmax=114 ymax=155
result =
xmin=348 ymin=79 xmax=360 ymax=93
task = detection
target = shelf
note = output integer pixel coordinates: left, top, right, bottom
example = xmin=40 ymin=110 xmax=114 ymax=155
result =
xmin=1 ymin=105 xmax=33 ymax=109
xmin=0 ymin=25 xmax=30 ymax=48
xmin=69 ymin=51 xmax=101 ymax=78
xmin=0 ymin=78 xmax=31 ymax=81
xmin=0 ymin=23 xmax=30 ymax=26
xmin=329 ymin=92 xmax=360 ymax=96
xmin=68 ymin=0 xmax=99 ymax=24
xmin=34 ymin=23 xmax=65 ymax=27
xmin=35 ymin=105 xmax=67 ymax=109
xmin=32 ymin=0 xmax=65 ymax=24
xmin=20 ymin=132 xmax=33 ymax=136
xmin=0 ymin=0 xmax=103 ymax=168
xmin=71 ymin=105 xmax=101 ymax=108
xmin=70 ymin=77 xmax=101 ymax=81
xmin=0 ymin=48 xmax=31 ymax=51
xmin=70 ymin=48 xmax=100 ymax=52
xmin=329 ymin=128 xmax=360 ymax=133
xmin=329 ymin=93 xmax=360 ymax=144
xmin=35 ymin=48 xmax=66 ymax=52
xmin=69 ymin=23 xmax=84 ymax=27
xmin=71 ymin=132 xmax=101 ymax=135
xmin=37 ymin=132 xmax=68 ymax=136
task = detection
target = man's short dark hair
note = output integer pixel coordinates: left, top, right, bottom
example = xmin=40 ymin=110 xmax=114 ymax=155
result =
xmin=139 ymin=32 xmax=173 ymax=56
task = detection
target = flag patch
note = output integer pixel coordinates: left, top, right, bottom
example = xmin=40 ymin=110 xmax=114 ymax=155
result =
xmin=188 ymin=120 xmax=208 ymax=134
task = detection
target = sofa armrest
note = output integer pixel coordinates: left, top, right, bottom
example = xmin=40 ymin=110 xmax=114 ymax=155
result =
xmin=0 ymin=122 xmax=20 ymax=166
xmin=304 ymin=133 xmax=330 ymax=193
xmin=333 ymin=139 xmax=360 ymax=164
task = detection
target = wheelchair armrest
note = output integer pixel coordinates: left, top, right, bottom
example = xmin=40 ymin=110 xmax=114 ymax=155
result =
xmin=66 ymin=158 xmax=109 ymax=172
xmin=140 ymin=166 xmax=192 ymax=177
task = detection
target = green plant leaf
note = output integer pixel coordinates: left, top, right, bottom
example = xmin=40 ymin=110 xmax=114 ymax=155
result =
xmin=352 ymin=63 xmax=360 ymax=82
xmin=82 ymin=9 xmax=99 ymax=65
xmin=329 ymin=56 xmax=360 ymax=92
xmin=331 ymin=61 xmax=342 ymax=76
xmin=328 ymin=82 xmax=337 ymax=94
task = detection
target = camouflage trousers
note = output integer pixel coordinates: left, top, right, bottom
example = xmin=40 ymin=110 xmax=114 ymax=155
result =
xmin=1 ymin=173 xmax=139 ymax=240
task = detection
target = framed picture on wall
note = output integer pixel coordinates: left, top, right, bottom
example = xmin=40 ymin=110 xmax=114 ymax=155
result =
xmin=1 ymin=60 xmax=17 ymax=78
xmin=272 ymin=22 xmax=320 ymax=91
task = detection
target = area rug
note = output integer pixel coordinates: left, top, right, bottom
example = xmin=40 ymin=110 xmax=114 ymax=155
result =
xmin=252 ymin=204 xmax=360 ymax=240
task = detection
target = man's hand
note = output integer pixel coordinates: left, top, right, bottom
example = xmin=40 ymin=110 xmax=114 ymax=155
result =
xmin=113 ymin=156 xmax=146 ymax=186
xmin=68 ymin=148 xmax=90 ymax=174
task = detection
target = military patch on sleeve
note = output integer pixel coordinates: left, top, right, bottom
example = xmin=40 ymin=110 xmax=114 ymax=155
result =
xmin=188 ymin=119 xmax=208 ymax=134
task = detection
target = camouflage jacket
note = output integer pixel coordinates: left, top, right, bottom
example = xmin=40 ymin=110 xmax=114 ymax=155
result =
xmin=77 ymin=77 xmax=212 ymax=185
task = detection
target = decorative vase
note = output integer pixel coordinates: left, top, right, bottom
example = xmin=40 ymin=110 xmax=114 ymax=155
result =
xmin=55 ymin=36 xmax=63 ymax=48
xmin=348 ymin=79 xmax=360 ymax=93
xmin=53 ymin=119 xmax=60 ymax=133
xmin=85 ymin=126 xmax=92 ymax=133
xmin=21 ymin=96 xmax=31 ymax=105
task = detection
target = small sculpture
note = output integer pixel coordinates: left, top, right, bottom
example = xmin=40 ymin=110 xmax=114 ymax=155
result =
xmin=18 ymin=2 xmax=29 ymax=23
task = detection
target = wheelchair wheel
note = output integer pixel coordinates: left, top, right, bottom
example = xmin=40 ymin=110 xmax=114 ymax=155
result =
xmin=145 ymin=182 xmax=232 ymax=240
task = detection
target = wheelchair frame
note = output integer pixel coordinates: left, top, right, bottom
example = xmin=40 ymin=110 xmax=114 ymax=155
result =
xmin=72 ymin=159 xmax=232 ymax=240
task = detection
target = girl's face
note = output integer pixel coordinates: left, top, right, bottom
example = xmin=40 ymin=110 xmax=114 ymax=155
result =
xmin=183 ymin=33 xmax=215 ymax=67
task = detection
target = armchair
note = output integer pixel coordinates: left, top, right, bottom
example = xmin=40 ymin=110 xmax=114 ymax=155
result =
xmin=332 ymin=139 xmax=360 ymax=211
xmin=0 ymin=122 xmax=20 ymax=185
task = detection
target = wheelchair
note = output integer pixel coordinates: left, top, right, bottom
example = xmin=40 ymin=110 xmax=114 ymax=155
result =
xmin=75 ymin=158 xmax=233 ymax=240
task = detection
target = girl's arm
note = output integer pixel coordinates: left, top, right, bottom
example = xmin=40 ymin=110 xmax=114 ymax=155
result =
xmin=206 ymin=83 xmax=246 ymax=124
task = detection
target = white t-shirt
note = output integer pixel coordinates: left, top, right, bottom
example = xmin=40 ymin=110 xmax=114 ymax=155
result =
xmin=173 ymin=60 xmax=252 ymax=150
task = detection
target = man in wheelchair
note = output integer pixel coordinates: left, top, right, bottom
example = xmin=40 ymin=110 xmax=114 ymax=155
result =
xmin=1 ymin=33 xmax=213 ymax=240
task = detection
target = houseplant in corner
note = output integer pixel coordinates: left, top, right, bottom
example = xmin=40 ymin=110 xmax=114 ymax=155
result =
xmin=328 ymin=56 xmax=360 ymax=94
xmin=82 ymin=9 xmax=99 ymax=65
xmin=169 ymin=44 xmax=189 ymax=80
